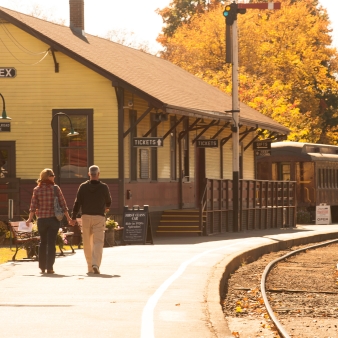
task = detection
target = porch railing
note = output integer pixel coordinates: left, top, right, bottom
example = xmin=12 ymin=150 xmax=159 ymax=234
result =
xmin=200 ymin=179 xmax=296 ymax=235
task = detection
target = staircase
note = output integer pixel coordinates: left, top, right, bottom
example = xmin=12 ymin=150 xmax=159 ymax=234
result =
xmin=156 ymin=209 xmax=204 ymax=236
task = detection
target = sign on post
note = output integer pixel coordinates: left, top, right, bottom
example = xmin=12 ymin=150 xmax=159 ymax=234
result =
xmin=122 ymin=205 xmax=153 ymax=245
xmin=253 ymin=141 xmax=271 ymax=150
xmin=0 ymin=123 xmax=10 ymax=132
xmin=196 ymin=139 xmax=218 ymax=148
xmin=316 ymin=204 xmax=331 ymax=225
xmin=255 ymin=150 xmax=271 ymax=156
xmin=133 ymin=137 xmax=163 ymax=147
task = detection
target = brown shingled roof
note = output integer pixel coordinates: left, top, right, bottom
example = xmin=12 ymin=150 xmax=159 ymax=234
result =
xmin=0 ymin=6 xmax=289 ymax=134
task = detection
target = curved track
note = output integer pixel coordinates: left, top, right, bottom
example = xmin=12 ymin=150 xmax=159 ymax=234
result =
xmin=223 ymin=239 xmax=338 ymax=337
xmin=261 ymin=239 xmax=338 ymax=338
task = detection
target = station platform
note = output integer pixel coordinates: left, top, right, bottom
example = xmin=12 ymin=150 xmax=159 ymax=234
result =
xmin=0 ymin=224 xmax=337 ymax=338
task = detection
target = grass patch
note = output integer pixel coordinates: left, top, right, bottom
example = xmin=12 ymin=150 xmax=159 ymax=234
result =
xmin=0 ymin=245 xmax=78 ymax=265
xmin=0 ymin=247 xmax=27 ymax=264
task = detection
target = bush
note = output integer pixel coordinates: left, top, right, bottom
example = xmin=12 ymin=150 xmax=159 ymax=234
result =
xmin=296 ymin=209 xmax=312 ymax=224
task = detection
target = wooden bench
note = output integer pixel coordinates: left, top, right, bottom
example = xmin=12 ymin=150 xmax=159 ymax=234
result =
xmin=8 ymin=222 xmax=40 ymax=261
xmin=57 ymin=227 xmax=75 ymax=255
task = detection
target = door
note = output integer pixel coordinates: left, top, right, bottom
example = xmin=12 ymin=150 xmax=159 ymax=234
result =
xmin=0 ymin=141 xmax=17 ymax=217
xmin=195 ymin=147 xmax=206 ymax=206
xmin=0 ymin=141 xmax=15 ymax=178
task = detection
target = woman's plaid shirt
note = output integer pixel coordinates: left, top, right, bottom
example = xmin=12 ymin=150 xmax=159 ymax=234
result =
xmin=29 ymin=183 xmax=68 ymax=219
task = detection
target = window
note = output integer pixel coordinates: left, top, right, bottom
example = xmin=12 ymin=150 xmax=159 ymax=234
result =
xmin=170 ymin=116 xmax=177 ymax=180
xmin=150 ymin=113 xmax=158 ymax=181
xmin=279 ymin=163 xmax=290 ymax=181
xmin=129 ymin=110 xmax=137 ymax=181
xmin=140 ymin=149 xmax=149 ymax=179
xmin=318 ymin=168 xmax=323 ymax=188
xmin=52 ymin=109 xmax=93 ymax=180
xmin=183 ymin=118 xmax=189 ymax=178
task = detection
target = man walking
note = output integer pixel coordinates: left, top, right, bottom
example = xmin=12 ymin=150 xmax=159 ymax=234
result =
xmin=71 ymin=165 xmax=112 ymax=274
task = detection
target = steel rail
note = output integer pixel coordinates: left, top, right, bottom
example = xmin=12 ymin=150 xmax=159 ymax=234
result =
xmin=260 ymin=238 xmax=338 ymax=338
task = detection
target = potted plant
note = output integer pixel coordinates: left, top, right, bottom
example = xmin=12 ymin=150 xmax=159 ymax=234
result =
xmin=0 ymin=221 xmax=10 ymax=245
xmin=105 ymin=217 xmax=118 ymax=247
xmin=56 ymin=228 xmax=68 ymax=249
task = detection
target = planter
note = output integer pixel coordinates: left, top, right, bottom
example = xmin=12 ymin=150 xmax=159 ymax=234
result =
xmin=0 ymin=234 xmax=5 ymax=245
xmin=105 ymin=229 xmax=115 ymax=247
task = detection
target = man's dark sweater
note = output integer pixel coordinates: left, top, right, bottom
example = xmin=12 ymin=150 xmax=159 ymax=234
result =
xmin=71 ymin=180 xmax=112 ymax=219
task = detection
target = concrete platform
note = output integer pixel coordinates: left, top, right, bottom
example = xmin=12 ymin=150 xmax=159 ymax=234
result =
xmin=0 ymin=224 xmax=337 ymax=338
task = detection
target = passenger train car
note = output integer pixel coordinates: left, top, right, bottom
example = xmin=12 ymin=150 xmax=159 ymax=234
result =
xmin=256 ymin=142 xmax=338 ymax=223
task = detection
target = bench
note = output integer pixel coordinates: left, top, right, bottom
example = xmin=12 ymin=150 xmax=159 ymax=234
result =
xmin=8 ymin=221 xmax=40 ymax=261
xmin=57 ymin=227 xmax=75 ymax=256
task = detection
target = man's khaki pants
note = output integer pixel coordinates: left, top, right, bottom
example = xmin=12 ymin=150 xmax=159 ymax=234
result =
xmin=81 ymin=215 xmax=105 ymax=272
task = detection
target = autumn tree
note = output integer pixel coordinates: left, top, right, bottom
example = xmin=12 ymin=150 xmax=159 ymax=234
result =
xmin=156 ymin=0 xmax=223 ymax=45
xmin=160 ymin=0 xmax=338 ymax=144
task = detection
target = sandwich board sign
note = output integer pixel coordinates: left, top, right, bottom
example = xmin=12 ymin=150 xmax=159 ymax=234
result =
xmin=122 ymin=205 xmax=153 ymax=245
xmin=316 ymin=204 xmax=331 ymax=225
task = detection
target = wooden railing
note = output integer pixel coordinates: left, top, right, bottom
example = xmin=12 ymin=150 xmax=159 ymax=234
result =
xmin=200 ymin=179 xmax=296 ymax=235
xmin=0 ymin=178 xmax=20 ymax=221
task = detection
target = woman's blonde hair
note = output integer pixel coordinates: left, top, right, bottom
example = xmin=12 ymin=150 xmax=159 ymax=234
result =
xmin=37 ymin=168 xmax=54 ymax=183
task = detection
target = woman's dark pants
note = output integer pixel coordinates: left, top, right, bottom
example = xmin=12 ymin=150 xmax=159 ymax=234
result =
xmin=37 ymin=217 xmax=60 ymax=270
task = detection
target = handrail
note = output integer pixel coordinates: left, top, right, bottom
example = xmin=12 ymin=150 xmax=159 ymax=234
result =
xmin=304 ymin=187 xmax=311 ymax=203
xmin=199 ymin=179 xmax=208 ymax=234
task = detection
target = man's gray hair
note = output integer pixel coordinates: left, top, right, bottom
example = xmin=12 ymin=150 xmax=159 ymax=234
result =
xmin=89 ymin=165 xmax=100 ymax=176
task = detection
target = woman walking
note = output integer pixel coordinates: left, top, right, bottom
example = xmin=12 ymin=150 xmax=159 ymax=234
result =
xmin=26 ymin=168 xmax=73 ymax=274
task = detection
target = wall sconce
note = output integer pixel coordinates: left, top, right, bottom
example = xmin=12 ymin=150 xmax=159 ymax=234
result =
xmin=123 ymin=100 xmax=134 ymax=109
xmin=0 ymin=93 xmax=11 ymax=120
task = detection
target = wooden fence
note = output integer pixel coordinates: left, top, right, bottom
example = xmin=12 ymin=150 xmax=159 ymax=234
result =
xmin=200 ymin=179 xmax=296 ymax=235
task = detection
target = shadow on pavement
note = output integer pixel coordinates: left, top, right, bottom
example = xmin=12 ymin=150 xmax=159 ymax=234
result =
xmin=85 ymin=273 xmax=120 ymax=278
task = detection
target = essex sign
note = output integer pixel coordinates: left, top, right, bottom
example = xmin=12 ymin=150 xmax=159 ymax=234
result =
xmin=196 ymin=139 xmax=218 ymax=148
xmin=133 ymin=137 xmax=163 ymax=147
xmin=0 ymin=123 xmax=10 ymax=132
xmin=0 ymin=68 xmax=17 ymax=78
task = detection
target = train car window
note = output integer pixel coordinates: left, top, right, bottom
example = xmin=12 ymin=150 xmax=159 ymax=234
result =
xmin=257 ymin=162 xmax=269 ymax=180
xmin=280 ymin=163 xmax=290 ymax=181
xmin=272 ymin=163 xmax=277 ymax=180
xmin=325 ymin=168 xmax=329 ymax=188
xmin=329 ymin=168 xmax=332 ymax=188
xmin=318 ymin=168 xmax=323 ymax=188
xmin=296 ymin=162 xmax=315 ymax=205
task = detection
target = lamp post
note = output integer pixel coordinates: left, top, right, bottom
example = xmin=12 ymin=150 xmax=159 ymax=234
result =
xmin=51 ymin=112 xmax=79 ymax=186
xmin=0 ymin=93 xmax=11 ymax=120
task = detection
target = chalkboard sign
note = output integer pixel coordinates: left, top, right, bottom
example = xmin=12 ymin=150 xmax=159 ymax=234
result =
xmin=123 ymin=205 xmax=153 ymax=245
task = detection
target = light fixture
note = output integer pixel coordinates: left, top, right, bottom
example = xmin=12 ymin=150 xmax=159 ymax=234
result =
xmin=123 ymin=100 xmax=134 ymax=109
xmin=0 ymin=93 xmax=11 ymax=120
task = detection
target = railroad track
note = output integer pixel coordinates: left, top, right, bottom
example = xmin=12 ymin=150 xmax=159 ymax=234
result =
xmin=222 ymin=240 xmax=338 ymax=337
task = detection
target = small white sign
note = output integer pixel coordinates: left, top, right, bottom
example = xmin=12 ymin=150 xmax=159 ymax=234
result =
xmin=18 ymin=221 xmax=33 ymax=232
xmin=316 ymin=204 xmax=331 ymax=225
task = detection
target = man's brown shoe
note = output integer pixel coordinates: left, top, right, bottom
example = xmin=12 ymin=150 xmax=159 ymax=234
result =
xmin=47 ymin=270 xmax=55 ymax=274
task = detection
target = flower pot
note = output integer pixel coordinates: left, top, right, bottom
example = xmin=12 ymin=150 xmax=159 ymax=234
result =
xmin=105 ymin=229 xmax=115 ymax=247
